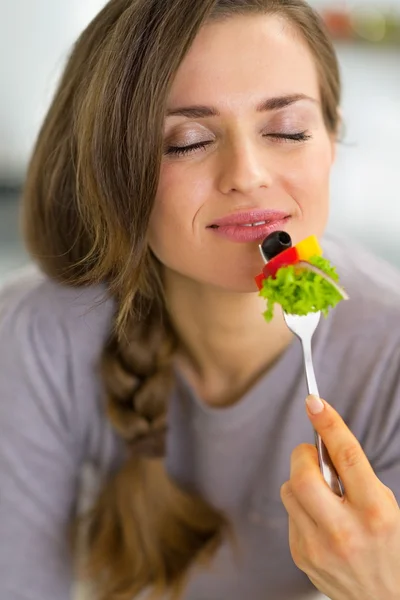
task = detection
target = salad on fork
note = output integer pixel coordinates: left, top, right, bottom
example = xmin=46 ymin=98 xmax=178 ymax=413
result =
xmin=255 ymin=231 xmax=349 ymax=497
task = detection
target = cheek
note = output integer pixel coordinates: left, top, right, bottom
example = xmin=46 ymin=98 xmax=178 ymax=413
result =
xmin=148 ymin=162 xmax=211 ymax=265
xmin=285 ymin=140 xmax=333 ymax=228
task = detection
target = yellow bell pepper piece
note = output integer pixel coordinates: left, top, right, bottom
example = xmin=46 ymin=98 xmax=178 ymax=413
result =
xmin=295 ymin=235 xmax=323 ymax=261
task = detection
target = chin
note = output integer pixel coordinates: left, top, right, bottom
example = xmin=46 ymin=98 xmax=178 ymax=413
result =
xmin=206 ymin=278 xmax=260 ymax=295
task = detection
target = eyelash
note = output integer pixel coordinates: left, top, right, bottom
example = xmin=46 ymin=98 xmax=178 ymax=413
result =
xmin=165 ymin=131 xmax=312 ymax=157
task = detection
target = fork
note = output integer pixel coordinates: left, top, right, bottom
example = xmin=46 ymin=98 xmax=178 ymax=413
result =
xmin=258 ymin=244 xmax=344 ymax=496
xmin=282 ymin=310 xmax=344 ymax=497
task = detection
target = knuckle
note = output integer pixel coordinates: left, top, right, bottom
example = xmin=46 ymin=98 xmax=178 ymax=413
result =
xmin=335 ymin=442 xmax=362 ymax=472
xmin=295 ymin=442 xmax=313 ymax=455
xmin=319 ymin=412 xmax=337 ymax=435
xmin=291 ymin=443 xmax=311 ymax=464
xmin=383 ymin=485 xmax=399 ymax=507
xmin=364 ymin=502 xmax=394 ymax=535
xmin=328 ymin=524 xmax=355 ymax=559
xmin=280 ymin=482 xmax=293 ymax=501
xmin=291 ymin=471 xmax=313 ymax=496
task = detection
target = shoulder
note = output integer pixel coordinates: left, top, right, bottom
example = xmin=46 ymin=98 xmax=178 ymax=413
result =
xmin=318 ymin=235 xmax=400 ymax=445
xmin=317 ymin=234 xmax=400 ymax=395
xmin=0 ymin=265 xmax=119 ymax=465
xmin=322 ymin=234 xmax=400 ymax=336
xmin=0 ymin=264 xmax=115 ymax=358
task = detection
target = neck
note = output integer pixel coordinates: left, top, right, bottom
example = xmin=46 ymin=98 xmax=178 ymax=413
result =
xmin=164 ymin=270 xmax=293 ymax=407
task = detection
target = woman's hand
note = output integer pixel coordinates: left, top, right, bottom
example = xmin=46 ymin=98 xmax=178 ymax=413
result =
xmin=280 ymin=395 xmax=400 ymax=600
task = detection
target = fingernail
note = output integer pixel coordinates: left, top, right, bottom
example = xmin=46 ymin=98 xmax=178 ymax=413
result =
xmin=306 ymin=394 xmax=325 ymax=415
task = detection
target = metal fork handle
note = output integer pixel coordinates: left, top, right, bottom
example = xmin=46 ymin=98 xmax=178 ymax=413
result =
xmin=301 ymin=340 xmax=344 ymax=497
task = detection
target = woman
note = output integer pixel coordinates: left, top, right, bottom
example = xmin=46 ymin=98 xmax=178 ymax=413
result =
xmin=0 ymin=0 xmax=399 ymax=599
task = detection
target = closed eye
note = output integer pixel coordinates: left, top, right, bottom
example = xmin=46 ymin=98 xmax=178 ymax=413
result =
xmin=164 ymin=141 xmax=213 ymax=157
xmin=164 ymin=131 xmax=312 ymax=157
xmin=266 ymin=131 xmax=312 ymax=142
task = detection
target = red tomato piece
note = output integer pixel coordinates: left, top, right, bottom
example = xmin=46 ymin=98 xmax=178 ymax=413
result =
xmin=254 ymin=272 xmax=265 ymax=290
xmin=262 ymin=246 xmax=300 ymax=278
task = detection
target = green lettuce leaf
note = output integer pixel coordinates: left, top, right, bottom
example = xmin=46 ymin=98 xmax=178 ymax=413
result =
xmin=259 ymin=255 xmax=344 ymax=322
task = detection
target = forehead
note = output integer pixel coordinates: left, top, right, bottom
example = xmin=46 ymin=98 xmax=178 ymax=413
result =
xmin=168 ymin=14 xmax=321 ymax=108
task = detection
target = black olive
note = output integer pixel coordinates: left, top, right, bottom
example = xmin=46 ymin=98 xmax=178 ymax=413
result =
xmin=261 ymin=231 xmax=292 ymax=260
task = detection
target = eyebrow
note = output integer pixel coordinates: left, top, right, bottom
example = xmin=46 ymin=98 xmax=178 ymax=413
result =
xmin=166 ymin=94 xmax=317 ymax=119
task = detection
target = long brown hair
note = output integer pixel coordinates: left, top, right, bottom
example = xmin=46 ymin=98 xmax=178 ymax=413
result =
xmin=22 ymin=0 xmax=341 ymax=598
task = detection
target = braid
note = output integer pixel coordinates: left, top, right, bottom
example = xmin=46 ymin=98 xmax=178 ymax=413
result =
xmin=102 ymin=296 xmax=177 ymax=457
xmin=79 ymin=277 xmax=226 ymax=599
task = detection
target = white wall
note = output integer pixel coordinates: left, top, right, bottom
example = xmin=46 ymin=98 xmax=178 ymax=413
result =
xmin=0 ymin=0 xmax=107 ymax=180
xmin=311 ymin=0 xmax=399 ymax=7
xmin=327 ymin=43 xmax=400 ymax=259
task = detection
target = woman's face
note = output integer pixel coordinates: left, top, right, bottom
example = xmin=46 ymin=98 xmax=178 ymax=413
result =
xmin=148 ymin=14 xmax=337 ymax=292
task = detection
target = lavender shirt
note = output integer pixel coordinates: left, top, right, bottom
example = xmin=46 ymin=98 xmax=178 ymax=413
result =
xmin=1 ymin=235 xmax=400 ymax=600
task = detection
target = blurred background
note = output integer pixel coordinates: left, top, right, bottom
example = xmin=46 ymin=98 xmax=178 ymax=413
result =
xmin=0 ymin=0 xmax=399 ymax=282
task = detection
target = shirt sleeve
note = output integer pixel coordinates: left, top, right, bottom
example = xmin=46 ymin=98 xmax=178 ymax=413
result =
xmin=0 ymin=296 xmax=80 ymax=600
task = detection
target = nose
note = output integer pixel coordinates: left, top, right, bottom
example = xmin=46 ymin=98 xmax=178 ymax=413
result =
xmin=216 ymin=138 xmax=273 ymax=196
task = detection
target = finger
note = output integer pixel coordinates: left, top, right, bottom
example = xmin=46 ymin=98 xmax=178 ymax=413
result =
xmin=288 ymin=516 xmax=305 ymax=571
xmin=290 ymin=443 xmax=345 ymax=528
xmin=280 ymin=481 xmax=318 ymax=531
xmin=305 ymin=395 xmax=385 ymax=507
xmin=288 ymin=517 xmax=321 ymax=577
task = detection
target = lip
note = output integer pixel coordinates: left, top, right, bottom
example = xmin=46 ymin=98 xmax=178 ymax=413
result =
xmin=207 ymin=210 xmax=291 ymax=243
xmin=209 ymin=210 xmax=289 ymax=227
